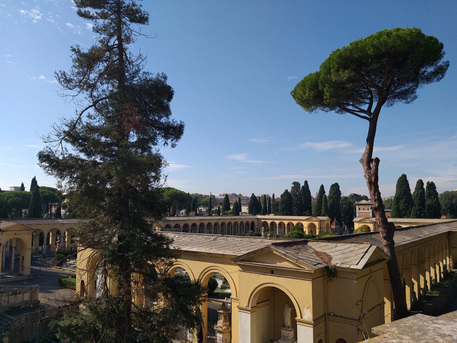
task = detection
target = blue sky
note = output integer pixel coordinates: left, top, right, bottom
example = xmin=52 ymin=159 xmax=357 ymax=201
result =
xmin=1 ymin=0 xmax=456 ymax=198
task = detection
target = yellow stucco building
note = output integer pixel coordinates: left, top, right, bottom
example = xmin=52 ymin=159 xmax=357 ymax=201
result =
xmin=75 ymin=216 xmax=457 ymax=343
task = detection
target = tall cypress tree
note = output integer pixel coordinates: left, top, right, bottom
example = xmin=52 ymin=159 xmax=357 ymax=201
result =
xmin=38 ymin=1 xmax=202 ymax=341
xmin=411 ymin=179 xmax=426 ymax=218
xmin=279 ymin=189 xmax=293 ymax=215
xmin=261 ymin=194 xmax=267 ymax=215
xmin=208 ymin=193 xmax=213 ymax=216
xmin=20 ymin=183 xmax=25 ymax=192
xmin=391 ymin=174 xmax=413 ymax=218
xmin=248 ymin=193 xmax=259 ymax=214
xmin=28 ymin=185 xmax=41 ymax=218
xmin=327 ymin=183 xmax=341 ymax=223
xmin=314 ymin=185 xmax=325 ymax=217
xmin=290 ymin=181 xmax=304 ymax=215
xmin=425 ymin=181 xmax=441 ymax=218
xmin=232 ymin=200 xmax=240 ymax=216
xmin=267 ymin=196 xmax=271 ymax=214
xmin=222 ymin=194 xmax=230 ymax=214
xmin=29 ymin=176 xmax=38 ymax=192
xmin=302 ymin=180 xmax=312 ymax=216
xmin=321 ymin=194 xmax=328 ymax=216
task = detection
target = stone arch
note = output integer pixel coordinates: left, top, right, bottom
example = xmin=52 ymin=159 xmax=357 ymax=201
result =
xmin=182 ymin=223 xmax=189 ymax=232
xmin=173 ymin=223 xmax=181 ymax=232
xmin=286 ymin=222 xmax=294 ymax=235
xmin=220 ymin=222 xmax=226 ymax=235
xmin=227 ymin=222 xmax=233 ymax=235
xmin=247 ymin=283 xmax=301 ymax=343
xmin=361 ymin=276 xmax=383 ymax=335
xmin=247 ymin=282 xmax=301 ymax=320
xmin=358 ymin=225 xmax=371 ymax=233
xmin=307 ymin=223 xmax=317 ymax=235
xmin=233 ymin=221 xmax=239 ymax=234
xmin=206 ymin=222 xmax=212 ymax=233
xmin=213 ymin=222 xmax=219 ymax=234
xmin=190 ymin=223 xmax=198 ymax=233
xmin=277 ymin=222 xmax=286 ymax=236
xmin=164 ymin=224 xmax=172 ymax=231
xmin=1 ymin=237 xmax=29 ymax=275
xmin=250 ymin=221 xmax=256 ymax=231
xmin=199 ymin=265 xmax=238 ymax=298
xmin=169 ymin=261 xmax=196 ymax=281
xmin=198 ymin=223 xmax=205 ymax=233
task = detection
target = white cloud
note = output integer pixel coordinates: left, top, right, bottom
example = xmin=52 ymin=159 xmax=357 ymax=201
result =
xmin=297 ymin=140 xmax=355 ymax=152
xmin=288 ymin=75 xmax=298 ymax=80
xmin=166 ymin=162 xmax=189 ymax=171
xmin=226 ymin=154 xmax=268 ymax=164
xmin=249 ymin=137 xmax=270 ymax=143
xmin=19 ymin=8 xmax=42 ymax=23
xmin=66 ymin=22 xmax=81 ymax=34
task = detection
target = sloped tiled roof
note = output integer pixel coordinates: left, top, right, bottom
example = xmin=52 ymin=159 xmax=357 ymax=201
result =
xmin=163 ymin=232 xmax=384 ymax=270
xmin=162 ymin=232 xmax=279 ymax=257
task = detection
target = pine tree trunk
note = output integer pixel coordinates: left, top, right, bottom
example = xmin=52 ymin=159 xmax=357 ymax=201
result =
xmin=360 ymin=112 xmax=408 ymax=319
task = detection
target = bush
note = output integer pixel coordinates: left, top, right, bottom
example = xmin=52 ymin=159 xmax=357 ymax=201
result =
xmin=54 ymin=253 xmax=66 ymax=266
xmin=58 ymin=276 xmax=76 ymax=289
xmin=207 ymin=276 xmax=218 ymax=295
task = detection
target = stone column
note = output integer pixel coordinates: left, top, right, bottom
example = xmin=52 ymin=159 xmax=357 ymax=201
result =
xmin=411 ymin=262 xmax=420 ymax=304
xmin=200 ymin=292 xmax=208 ymax=343
xmin=50 ymin=229 xmax=57 ymax=253
xmin=214 ymin=302 xmax=231 ymax=343
xmin=238 ymin=308 xmax=251 ymax=343
xmin=10 ymin=239 xmax=16 ymax=272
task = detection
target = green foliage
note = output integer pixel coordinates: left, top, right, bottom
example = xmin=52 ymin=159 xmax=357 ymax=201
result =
xmin=391 ymin=174 xmax=413 ymax=218
xmin=411 ymin=179 xmax=426 ymax=218
xmin=321 ymin=194 xmax=328 ymax=216
xmin=207 ymin=276 xmax=218 ymax=295
xmin=440 ymin=191 xmax=457 ymax=219
xmin=283 ymin=226 xmax=305 ymax=239
xmin=340 ymin=197 xmax=355 ymax=229
xmin=222 ymin=194 xmax=230 ymax=214
xmin=0 ymin=191 xmax=31 ymax=218
xmin=58 ymin=276 xmax=76 ymax=289
xmin=279 ymin=189 xmax=293 ymax=215
xmin=232 ymin=200 xmax=240 ymax=216
xmin=248 ymin=193 xmax=261 ymax=215
xmin=327 ymin=183 xmax=341 ymax=223
xmin=314 ymin=185 xmax=325 ymax=217
xmin=162 ymin=187 xmax=190 ymax=216
xmin=37 ymin=1 xmax=202 ymax=341
xmin=291 ymin=28 xmax=448 ymax=115
xmin=290 ymin=181 xmax=304 ymax=216
xmin=302 ymin=181 xmax=312 ymax=216
xmin=425 ymin=181 xmax=441 ymax=218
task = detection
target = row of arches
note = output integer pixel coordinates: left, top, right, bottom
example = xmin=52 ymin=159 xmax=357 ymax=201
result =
xmin=161 ymin=220 xmax=323 ymax=236
xmin=30 ymin=228 xmax=76 ymax=255
xmin=397 ymin=237 xmax=451 ymax=314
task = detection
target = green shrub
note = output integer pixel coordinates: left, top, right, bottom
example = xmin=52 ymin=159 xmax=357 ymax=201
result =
xmin=58 ymin=276 xmax=76 ymax=289
xmin=207 ymin=276 xmax=218 ymax=295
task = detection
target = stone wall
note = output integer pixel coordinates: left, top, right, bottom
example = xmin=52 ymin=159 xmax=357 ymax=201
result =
xmin=0 ymin=285 xmax=39 ymax=312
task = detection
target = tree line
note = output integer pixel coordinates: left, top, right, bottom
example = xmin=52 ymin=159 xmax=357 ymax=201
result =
xmin=0 ymin=177 xmax=62 ymax=218
xmin=390 ymin=174 xmax=457 ymax=219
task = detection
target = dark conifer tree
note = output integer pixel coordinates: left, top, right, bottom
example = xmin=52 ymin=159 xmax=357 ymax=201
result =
xmin=238 ymin=196 xmax=242 ymax=214
xmin=222 ymin=194 xmax=230 ymax=214
xmin=29 ymin=176 xmax=38 ymax=192
xmin=261 ymin=194 xmax=267 ymax=215
xmin=321 ymin=194 xmax=328 ymax=216
xmin=248 ymin=193 xmax=257 ymax=214
xmin=232 ymin=200 xmax=240 ymax=216
xmin=208 ymin=193 xmax=213 ymax=216
xmin=20 ymin=183 xmax=25 ymax=192
xmin=291 ymin=181 xmax=304 ymax=216
xmin=279 ymin=190 xmax=293 ymax=215
xmin=327 ymin=183 xmax=342 ymax=223
xmin=411 ymin=179 xmax=426 ymax=218
xmin=267 ymin=196 xmax=271 ymax=214
xmin=38 ymin=1 xmax=202 ymax=341
xmin=302 ymin=181 xmax=312 ymax=216
xmin=28 ymin=185 xmax=41 ymax=218
xmin=314 ymin=185 xmax=325 ymax=217
xmin=425 ymin=181 xmax=441 ymax=218
xmin=391 ymin=174 xmax=413 ymax=218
